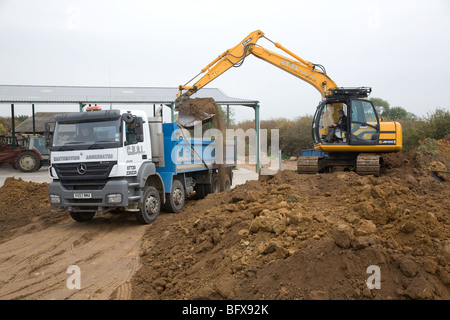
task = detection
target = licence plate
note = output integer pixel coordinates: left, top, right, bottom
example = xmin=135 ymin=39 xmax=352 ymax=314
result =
xmin=73 ymin=193 xmax=92 ymax=199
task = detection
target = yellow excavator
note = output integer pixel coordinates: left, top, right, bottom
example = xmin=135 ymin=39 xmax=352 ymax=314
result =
xmin=175 ymin=30 xmax=402 ymax=176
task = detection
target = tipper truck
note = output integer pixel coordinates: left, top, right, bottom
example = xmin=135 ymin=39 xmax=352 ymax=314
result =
xmin=47 ymin=106 xmax=236 ymax=224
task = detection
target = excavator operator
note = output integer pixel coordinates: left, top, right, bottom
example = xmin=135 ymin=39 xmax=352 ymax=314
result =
xmin=325 ymin=110 xmax=347 ymax=143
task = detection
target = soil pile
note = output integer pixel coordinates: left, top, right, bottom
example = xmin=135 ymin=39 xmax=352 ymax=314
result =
xmin=176 ymin=97 xmax=229 ymax=188
xmin=131 ymin=137 xmax=450 ymax=300
xmin=0 ymin=177 xmax=68 ymax=243
xmin=0 ymin=137 xmax=448 ymax=300
xmin=176 ymin=97 xmax=219 ymax=128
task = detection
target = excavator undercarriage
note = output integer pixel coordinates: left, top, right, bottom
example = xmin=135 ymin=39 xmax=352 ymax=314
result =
xmin=297 ymin=153 xmax=384 ymax=176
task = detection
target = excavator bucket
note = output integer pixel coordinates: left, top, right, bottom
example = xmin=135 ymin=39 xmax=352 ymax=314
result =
xmin=176 ymin=97 xmax=218 ymax=128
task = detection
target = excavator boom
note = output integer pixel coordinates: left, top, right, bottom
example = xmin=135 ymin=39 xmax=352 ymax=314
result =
xmin=176 ymin=30 xmax=337 ymax=107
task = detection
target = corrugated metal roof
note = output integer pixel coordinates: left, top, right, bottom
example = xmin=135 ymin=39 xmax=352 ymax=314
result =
xmin=0 ymin=85 xmax=259 ymax=106
xmin=14 ymin=112 xmax=63 ymax=133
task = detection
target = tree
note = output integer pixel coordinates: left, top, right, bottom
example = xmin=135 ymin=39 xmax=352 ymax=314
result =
xmin=370 ymin=97 xmax=390 ymax=117
xmin=370 ymin=98 xmax=416 ymax=120
xmin=406 ymin=112 xmax=418 ymax=121
xmin=402 ymin=108 xmax=450 ymax=151
xmin=217 ymin=105 xmax=236 ymax=127
xmin=387 ymin=106 xmax=409 ymax=121
xmin=15 ymin=115 xmax=29 ymax=123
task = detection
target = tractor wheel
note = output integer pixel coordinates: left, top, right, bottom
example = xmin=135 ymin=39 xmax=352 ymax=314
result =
xmin=15 ymin=151 xmax=41 ymax=172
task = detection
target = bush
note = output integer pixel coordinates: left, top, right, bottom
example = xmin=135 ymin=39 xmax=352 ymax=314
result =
xmin=233 ymin=115 xmax=314 ymax=157
xmin=401 ymin=108 xmax=450 ymax=151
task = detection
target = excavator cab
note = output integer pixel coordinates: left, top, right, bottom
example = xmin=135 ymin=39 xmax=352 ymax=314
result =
xmin=312 ymin=87 xmax=380 ymax=147
xmin=300 ymin=87 xmax=385 ymax=176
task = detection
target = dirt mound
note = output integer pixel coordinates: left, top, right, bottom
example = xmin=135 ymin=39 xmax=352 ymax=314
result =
xmin=0 ymin=177 xmax=68 ymax=243
xmin=0 ymin=137 xmax=448 ymax=300
xmin=176 ymin=97 xmax=219 ymax=127
xmin=385 ymin=135 xmax=449 ymax=169
xmin=131 ymin=138 xmax=450 ymax=300
xmin=176 ymin=97 xmax=229 ymax=188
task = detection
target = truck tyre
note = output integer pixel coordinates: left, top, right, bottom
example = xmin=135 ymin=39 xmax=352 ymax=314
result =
xmin=212 ymin=174 xmax=220 ymax=193
xmin=164 ymin=179 xmax=185 ymax=213
xmin=136 ymin=186 xmax=160 ymax=224
xmin=221 ymin=174 xmax=231 ymax=191
xmin=194 ymin=184 xmax=206 ymax=199
xmin=70 ymin=212 xmax=95 ymax=222
xmin=15 ymin=151 xmax=41 ymax=172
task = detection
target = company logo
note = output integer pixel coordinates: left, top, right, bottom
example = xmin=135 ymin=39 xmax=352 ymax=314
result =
xmin=86 ymin=154 xmax=113 ymax=160
xmin=77 ymin=163 xmax=87 ymax=175
xmin=53 ymin=155 xmax=80 ymax=162
xmin=281 ymin=59 xmax=299 ymax=71
xmin=127 ymin=145 xmax=145 ymax=155
xmin=242 ymin=37 xmax=253 ymax=46
xmin=280 ymin=59 xmax=317 ymax=81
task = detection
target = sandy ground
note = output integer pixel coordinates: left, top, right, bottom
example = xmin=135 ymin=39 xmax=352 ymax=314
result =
xmin=0 ymin=214 xmax=144 ymax=299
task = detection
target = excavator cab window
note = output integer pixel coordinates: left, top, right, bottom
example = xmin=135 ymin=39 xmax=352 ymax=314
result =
xmin=313 ymin=101 xmax=349 ymax=144
xmin=349 ymin=99 xmax=380 ymax=145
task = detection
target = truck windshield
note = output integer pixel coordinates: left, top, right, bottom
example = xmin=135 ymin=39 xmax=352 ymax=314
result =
xmin=52 ymin=119 xmax=122 ymax=150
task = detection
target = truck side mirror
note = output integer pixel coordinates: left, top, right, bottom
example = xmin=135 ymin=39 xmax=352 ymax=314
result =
xmin=122 ymin=113 xmax=134 ymax=124
xmin=44 ymin=122 xmax=52 ymax=148
xmin=123 ymin=115 xmax=144 ymax=145
xmin=135 ymin=117 xmax=144 ymax=143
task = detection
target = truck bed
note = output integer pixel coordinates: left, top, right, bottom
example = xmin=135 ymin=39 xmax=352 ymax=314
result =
xmin=157 ymin=122 xmax=236 ymax=174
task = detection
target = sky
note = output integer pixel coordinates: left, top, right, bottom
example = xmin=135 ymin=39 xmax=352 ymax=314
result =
xmin=0 ymin=0 xmax=449 ymax=123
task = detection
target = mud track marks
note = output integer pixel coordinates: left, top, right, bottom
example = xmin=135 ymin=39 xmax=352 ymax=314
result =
xmin=0 ymin=215 xmax=146 ymax=300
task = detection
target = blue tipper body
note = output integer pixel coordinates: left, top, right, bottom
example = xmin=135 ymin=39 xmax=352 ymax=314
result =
xmin=156 ymin=123 xmax=237 ymax=193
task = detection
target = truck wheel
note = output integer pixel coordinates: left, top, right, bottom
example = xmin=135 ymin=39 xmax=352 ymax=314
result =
xmin=70 ymin=212 xmax=95 ymax=222
xmin=221 ymin=174 xmax=231 ymax=191
xmin=212 ymin=174 xmax=220 ymax=193
xmin=15 ymin=151 xmax=41 ymax=172
xmin=164 ymin=179 xmax=185 ymax=213
xmin=136 ymin=186 xmax=160 ymax=224
xmin=194 ymin=184 xmax=206 ymax=199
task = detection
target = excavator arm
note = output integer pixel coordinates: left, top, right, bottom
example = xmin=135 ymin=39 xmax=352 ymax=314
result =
xmin=176 ymin=30 xmax=338 ymax=107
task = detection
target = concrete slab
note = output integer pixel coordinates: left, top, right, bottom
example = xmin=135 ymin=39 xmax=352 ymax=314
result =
xmin=0 ymin=166 xmax=259 ymax=188
xmin=231 ymin=167 xmax=259 ymax=188
xmin=0 ymin=165 xmax=52 ymax=187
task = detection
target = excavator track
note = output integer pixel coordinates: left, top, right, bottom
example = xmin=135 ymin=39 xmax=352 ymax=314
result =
xmin=356 ymin=154 xmax=383 ymax=176
xmin=297 ymin=156 xmax=320 ymax=174
xmin=298 ymin=153 xmax=384 ymax=176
